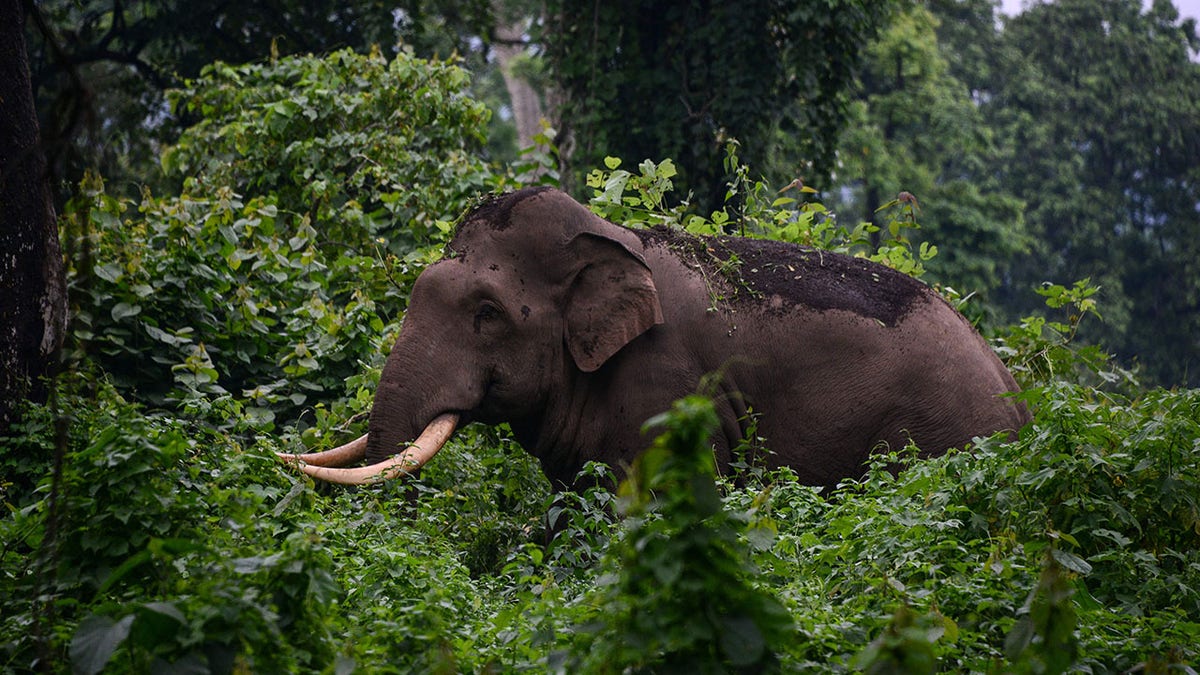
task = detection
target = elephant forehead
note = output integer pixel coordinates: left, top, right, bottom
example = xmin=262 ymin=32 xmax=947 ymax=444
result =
xmin=457 ymin=185 xmax=556 ymax=232
xmin=448 ymin=227 xmax=576 ymax=287
xmin=450 ymin=187 xmax=602 ymax=263
xmin=452 ymin=188 xmax=559 ymax=252
xmin=417 ymin=256 xmax=536 ymax=302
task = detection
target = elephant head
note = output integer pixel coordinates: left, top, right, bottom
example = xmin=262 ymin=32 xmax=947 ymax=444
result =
xmin=281 ymin=186 xmax=664 ymax=483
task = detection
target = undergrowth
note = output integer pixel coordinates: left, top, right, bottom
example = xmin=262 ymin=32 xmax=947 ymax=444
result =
xmin=3 ymin=335 xmax=1197 ymax=671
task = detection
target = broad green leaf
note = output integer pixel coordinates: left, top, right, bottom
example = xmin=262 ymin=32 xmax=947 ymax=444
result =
xmin=1051 ymin=548 xmax=1093 ymax=575
xmin=111 ymin=303 xmax=141 ymax=321
xmin=70 ymin=614 xmax=135 ymax=675
xmin=94 ymin=263 xmax=123 ymax=283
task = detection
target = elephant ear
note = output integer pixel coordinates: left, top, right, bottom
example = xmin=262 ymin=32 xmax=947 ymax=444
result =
xmin=564 ymin=232 xmax=663 ymax=372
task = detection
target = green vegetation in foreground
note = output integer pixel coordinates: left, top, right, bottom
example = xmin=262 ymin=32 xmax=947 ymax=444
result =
xmin=3 ymin=332 xmax=1198 ymax=672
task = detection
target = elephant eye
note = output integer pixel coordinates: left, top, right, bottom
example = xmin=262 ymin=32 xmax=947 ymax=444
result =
xmin=473 ymin=302 xmax=504 ymax=334
xmin=475 ymin=302 xmax=502 ymax=322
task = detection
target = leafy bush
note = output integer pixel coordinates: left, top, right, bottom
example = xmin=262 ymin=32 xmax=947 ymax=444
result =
xmin=1 ymin=382 xmax=341 ymax=672
xmin=584 ymin=144 xmax=937 ymax=281
xmin=743 ymin=378 xmax=1199 ymax=670
xmin=65 ymin=48 xmax=495 ymax=424
xmin=563 ymin=395 xmax=794 ymax=673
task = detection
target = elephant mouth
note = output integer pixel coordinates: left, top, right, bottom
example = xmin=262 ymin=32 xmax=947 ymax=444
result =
xmin=277 ymin=412 xmax=460 ymax=485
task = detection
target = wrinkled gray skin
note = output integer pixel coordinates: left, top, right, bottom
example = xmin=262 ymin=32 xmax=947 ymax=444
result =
xmin=367 ymin=186 xmax=1029 ymax=490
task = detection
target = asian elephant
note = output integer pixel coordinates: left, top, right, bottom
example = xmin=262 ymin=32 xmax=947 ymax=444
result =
xmin=282 ymin=186 xmax=1029 ymax=491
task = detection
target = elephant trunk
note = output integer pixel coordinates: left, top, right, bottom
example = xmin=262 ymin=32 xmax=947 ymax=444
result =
xmin=281 ymin=413 xmax=459 ymax=485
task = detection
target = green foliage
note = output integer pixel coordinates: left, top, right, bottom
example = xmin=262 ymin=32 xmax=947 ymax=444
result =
xmin=541 ymin=462 xmax=620 ymax=576
xmin=161 ymin=47 xmax=492 ymax=235
xmin=1003 ymin=555 xmax=1079 ymax=675
xmin=1 ymin=382 xmax=342 ymax=672
xmin=65 ymin=49 xmax=493 ymax=423
xmin=564 ymin=396 xmax=794 ymax=673
xmin=968 ymin=381 xmax=1200 ymax=614
xmin=27 ymin=0 xmax=498 ymax=203
xmin=746 ymin=375 xmax=1200 ymax=670
xmin=995 ymin=278 xmax=1137 ymax=389
xmin=982 ymin=0 xmax=1200 ymax=386
xmin=543 ymin=0 xmax=897 ymax=211
xmin=0 ymin=379 xmax=553 ymax=672
xmin=830 ymin=4 xmax=1030 ymax=301
xmin=585 ymin=147 xmax=937 ymax=280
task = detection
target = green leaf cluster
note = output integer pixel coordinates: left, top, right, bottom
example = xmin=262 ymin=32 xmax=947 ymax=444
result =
xmin=2 ymin=382 xmax=343 ymax=673
xmin=25 ymin=0 xmax=495 ymax=203
xmin=64 ymin=49 xmax=494 ymax=424
xmin=543 ymin=0 xmax=897 ymax=212
xmin=1 ymin=379 xmax=555 ymax=672
xmin=563 ymin=395 xmax=794 ymax=673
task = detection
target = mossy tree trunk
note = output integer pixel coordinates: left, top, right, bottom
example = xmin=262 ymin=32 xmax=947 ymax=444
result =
xmin=0 ymin=0 xmax=67 ymax=432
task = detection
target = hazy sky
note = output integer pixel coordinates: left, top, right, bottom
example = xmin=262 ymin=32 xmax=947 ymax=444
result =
xmin=998 ymin=0 xmax=1200 ymax=22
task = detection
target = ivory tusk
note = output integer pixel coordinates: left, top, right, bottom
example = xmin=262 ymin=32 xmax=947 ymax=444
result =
xmin=295 ymin=413 xmax=459 ymax=485
xmin=277 ymin=433 xmax=367 ymax=468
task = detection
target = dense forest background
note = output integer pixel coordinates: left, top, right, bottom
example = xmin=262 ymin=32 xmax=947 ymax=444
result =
xmin=2 ymin=0 xmax=1200 ymax=672
xmin=20 ymin=0 xmax=1200 ymax=387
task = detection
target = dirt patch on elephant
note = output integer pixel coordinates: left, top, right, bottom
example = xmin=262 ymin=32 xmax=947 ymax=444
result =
xmin=455 ymin=186 xmax=553 ymax=234
xmin=635 ymin=226 xmax=930 ymax=326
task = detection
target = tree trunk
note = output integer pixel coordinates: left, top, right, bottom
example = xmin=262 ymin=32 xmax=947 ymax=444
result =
xmin=492 ymin=16 xmax=544 ymax=151
xmin=0 ymin=0 xmax=67 ymax=433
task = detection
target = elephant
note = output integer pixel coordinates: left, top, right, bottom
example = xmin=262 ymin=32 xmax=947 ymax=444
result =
xmin=282 ymin=186 xmax=1029 ymax=491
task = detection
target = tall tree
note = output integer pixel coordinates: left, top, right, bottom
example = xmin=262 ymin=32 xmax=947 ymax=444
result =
xmin=543 ymin=0 xmax=895 ymax=212
xmin=491 ymin=1 xmax=546 ymax=151
xmin=988 ymin=0 xmax=1200 ymax=384
xmin=925 ymin=0 xmax=1004 ymax=97
xmin=832 ymin=3 xmax=1027 ymax=301
xmin=1 ymin=0 xmax=68 ymax=432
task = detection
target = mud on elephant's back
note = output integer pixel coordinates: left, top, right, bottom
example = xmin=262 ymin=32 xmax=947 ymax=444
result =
xmin=635 ymin=226 xmax=931 ymax=326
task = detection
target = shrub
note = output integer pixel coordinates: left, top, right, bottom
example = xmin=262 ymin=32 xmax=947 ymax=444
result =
xmin=65 ymin=48 xmax=495 ymax=425
xmin=563 ymin=395 xmax=794 ymax=673
xmin=1 ymin=383 xmax=340 ymax=672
